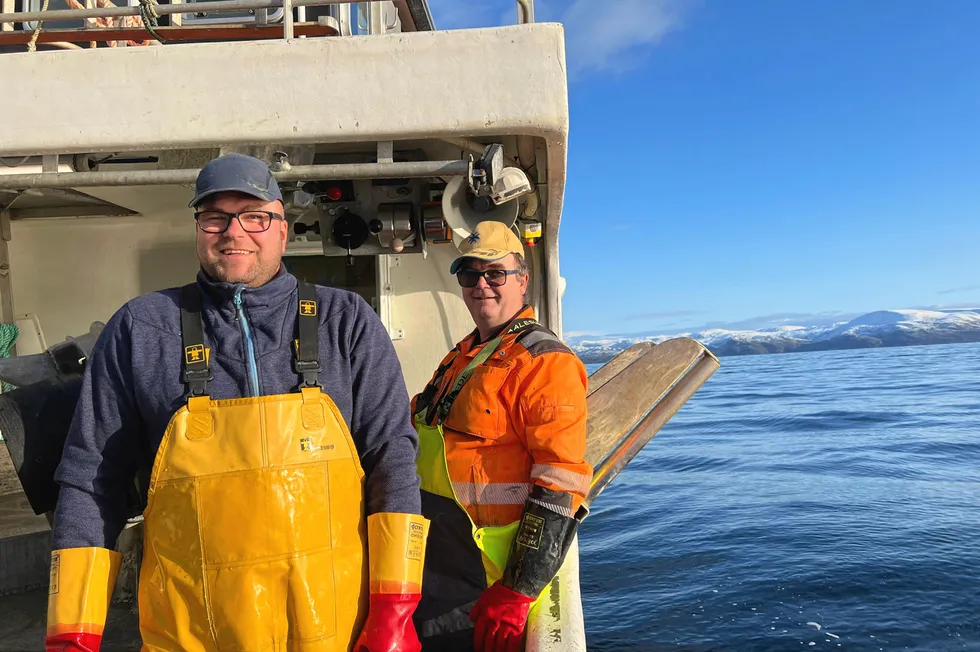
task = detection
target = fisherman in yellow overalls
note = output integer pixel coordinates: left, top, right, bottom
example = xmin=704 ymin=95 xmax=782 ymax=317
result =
xmin=45 ymin=153 xmax=429 ymax=652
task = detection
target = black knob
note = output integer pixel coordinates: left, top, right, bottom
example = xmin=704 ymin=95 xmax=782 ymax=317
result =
xmin=333 ymin=212 xmax=369 ymax=250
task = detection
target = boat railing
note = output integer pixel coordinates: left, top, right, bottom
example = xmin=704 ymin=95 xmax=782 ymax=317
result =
xmin=0 ymin=0 xmax=534 ymax=51
xmin=0 ymin=0 xmax=423 ymax=51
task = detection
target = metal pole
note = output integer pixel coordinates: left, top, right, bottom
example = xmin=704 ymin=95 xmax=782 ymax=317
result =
xmin=282 ymin=0 xmax=293 ymax=39
xmin=0 ymin=0 xmax=366 ymax=26
xmin=0 ymin=0 xmax=13 ymax=31
xmin=516 ymin=0 xmax=533 ymax=24
xmin=0 ymin=210 xmax=13 ymax=326
xmin=367 ymin=0 xmax=383 ymax=34
xmin=0 ymin=160 xmax=471 ymax=191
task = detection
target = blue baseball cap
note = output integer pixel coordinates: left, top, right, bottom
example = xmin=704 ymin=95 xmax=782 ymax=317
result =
xmin=188 ymin=153 xmax=283 ymax=208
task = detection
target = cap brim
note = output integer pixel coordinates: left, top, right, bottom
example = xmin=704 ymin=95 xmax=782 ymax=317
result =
xmin=188 ymin=187 xmax=279 ymax=208
xmin=449 ymin=249 xmax=511 ymax=274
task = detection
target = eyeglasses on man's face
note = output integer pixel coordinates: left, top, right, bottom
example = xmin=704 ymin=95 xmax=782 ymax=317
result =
xmin=194 ymin=210 xmax=284 ymax=234
xmin=456 ymin=268 xmax=522 ymax=288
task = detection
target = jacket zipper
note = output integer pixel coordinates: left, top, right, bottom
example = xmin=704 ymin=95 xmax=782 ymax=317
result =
xmin=233 ymin=286 xmax=261 ymax=397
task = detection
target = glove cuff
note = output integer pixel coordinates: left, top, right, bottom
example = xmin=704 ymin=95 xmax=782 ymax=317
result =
xmin=46 ymin=547 xmax=122 ymax=651
xmin=501 ymin=487 xmax=579 ymax=599
xmin=366 ymin=512 xmax=430 ymax=596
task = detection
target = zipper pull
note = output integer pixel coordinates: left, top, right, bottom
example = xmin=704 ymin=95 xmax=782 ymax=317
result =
xmin=233 ymin=286 xmax=244 ymax=320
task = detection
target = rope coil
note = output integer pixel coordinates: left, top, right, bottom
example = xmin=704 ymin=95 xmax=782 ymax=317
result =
xmin=27 ymin=0 xmax=164 ymax=50
xmin=137 ymin=0 xmax=165 ymax=43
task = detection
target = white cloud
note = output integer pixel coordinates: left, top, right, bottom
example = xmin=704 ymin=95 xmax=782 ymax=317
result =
xmin=937 ymin=284 xmax=980 ymax=295
xmin=426 ymin=0 xmax=694 ymax=78
xmin=557 ymin=0 xmax=693 ymax=77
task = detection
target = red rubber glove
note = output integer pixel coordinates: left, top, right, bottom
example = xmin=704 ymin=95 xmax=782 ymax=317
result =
xmin=45 ymin=633 xmax=102 ymax=652
xmin=353 ymin=594 xmax=422 ymax=652
xmin=469 ymin=582 xmax=535 ymax=652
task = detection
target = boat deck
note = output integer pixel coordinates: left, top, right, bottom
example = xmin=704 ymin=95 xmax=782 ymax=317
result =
xmin=0 ymin=458 xmax=142 ymax=650
xmin=0 ymin=586 xmax=142 ymax=651
xmin=1 ymin=446 xmax=53 ymax=595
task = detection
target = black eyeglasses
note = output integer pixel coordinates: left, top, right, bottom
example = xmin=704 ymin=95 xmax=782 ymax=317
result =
xmin=456 ymin=268 xmax=522 ymax=288
xmin=194 ymin=210 xmax=284 ymax=234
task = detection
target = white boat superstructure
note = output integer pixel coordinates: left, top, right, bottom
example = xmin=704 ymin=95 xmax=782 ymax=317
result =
xmin=0 ymin=1 xmax=583 ymax=649
xmin=0 ymin=4 xmax=570 ymax=384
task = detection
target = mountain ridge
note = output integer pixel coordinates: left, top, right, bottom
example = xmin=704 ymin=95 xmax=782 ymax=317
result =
xmin=570 ymin=308 xmax=980 ymax=363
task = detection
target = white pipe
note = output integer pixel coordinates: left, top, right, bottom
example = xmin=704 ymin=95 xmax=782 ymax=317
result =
xmin=0 ymin=160 xmax=471 ymax=190
xmin=516 ymin=0 xmax=533 ymax=23
xmin=282 ymin=0 xmax=293 ymax=38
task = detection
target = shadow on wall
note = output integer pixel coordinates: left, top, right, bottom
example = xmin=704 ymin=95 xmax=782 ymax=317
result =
xmin=139 ymin=243 xmax=201 ymax=295
xmin=428 ymin=288 xmax=465 ymax=354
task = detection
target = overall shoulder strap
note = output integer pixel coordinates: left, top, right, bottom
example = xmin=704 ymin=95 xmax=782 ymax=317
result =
xmin=293 ymin=281 xmax=321 ymax=388
xmin=432 ymin=316 xmax=539 ymax=424
xmin=179 ymin=283 xmax=211 ymax=397
xmin=414 ymin=351 xmax=459 ymax=424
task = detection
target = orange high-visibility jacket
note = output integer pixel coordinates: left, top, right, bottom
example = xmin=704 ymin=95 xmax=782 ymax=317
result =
xmin=412 ymin=306 xmax=593 ymax=527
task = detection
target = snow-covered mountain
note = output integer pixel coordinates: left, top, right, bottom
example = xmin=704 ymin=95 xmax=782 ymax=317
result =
xmin=570 ymin=309 xmax=980 ymax=363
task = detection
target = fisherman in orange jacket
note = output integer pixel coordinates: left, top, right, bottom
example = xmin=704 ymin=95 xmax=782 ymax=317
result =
xmin=411 ymin=220 xmax=592 ymax=652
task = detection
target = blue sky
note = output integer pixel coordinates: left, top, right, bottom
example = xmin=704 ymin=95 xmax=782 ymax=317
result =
xmin=427 ymin=0 xmax=980 ymax=336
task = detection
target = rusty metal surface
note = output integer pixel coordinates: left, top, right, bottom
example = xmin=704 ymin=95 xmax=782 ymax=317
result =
xmin=585 ymin=341 xmax=654 ymax=397
xmin=584 ymin=338 xmax=717 ymax=469
xmin=585 ymin=348 xmax=719 ymax=508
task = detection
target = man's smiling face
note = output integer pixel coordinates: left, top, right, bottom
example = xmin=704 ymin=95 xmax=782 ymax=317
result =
xmin=194 ymin=191 xmax=288 ymax=287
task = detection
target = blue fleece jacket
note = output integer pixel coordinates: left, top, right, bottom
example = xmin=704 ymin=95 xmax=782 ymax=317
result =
xmin=52 ymin=265 xmax=421 ymax=550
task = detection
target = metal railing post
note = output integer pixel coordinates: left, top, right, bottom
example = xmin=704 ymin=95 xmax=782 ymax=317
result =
xmin=517 ymin=0 xmax=533 ymax=24
xmin=282 ymin=0 xmax=292 ymax=38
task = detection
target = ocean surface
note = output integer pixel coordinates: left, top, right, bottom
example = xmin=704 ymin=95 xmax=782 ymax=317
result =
xmin=578 ymin=342 xmax=980 ymax=651
xmin=2 ymin=343 xmax=978 ymax=651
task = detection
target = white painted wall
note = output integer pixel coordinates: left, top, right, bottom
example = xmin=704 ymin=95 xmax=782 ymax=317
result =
xmin=387 ymin=246 xmax=475 ymax=397
xmin=10 ymin=212 xmax=198 ymax=345
xmin=0 ymin=24 xmax=568 ymax=157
